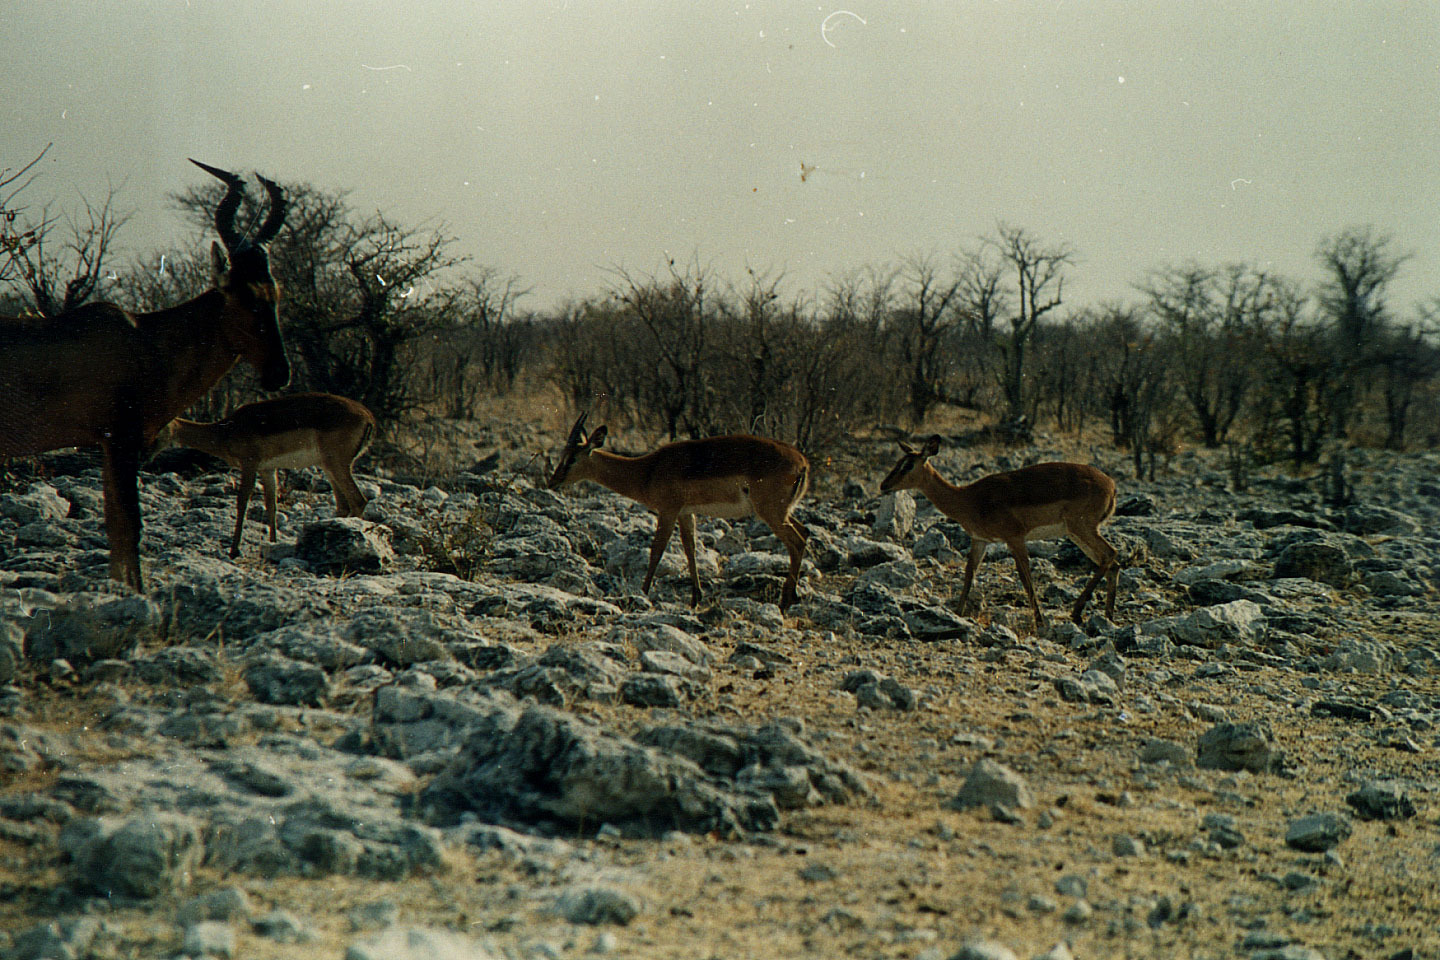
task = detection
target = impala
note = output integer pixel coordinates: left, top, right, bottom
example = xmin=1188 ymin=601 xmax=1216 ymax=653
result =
xmin=547 ymin=414 xmax=812 ymax=611
xmin=0 ymin=160 xmax=290 ymax=589
xmin=158 ymin=393 xmax=375 ymax=557
xmin=880 ymin=435 xmax=1119 ymax=628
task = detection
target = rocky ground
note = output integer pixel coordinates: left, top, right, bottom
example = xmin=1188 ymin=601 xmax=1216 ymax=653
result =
xmin=1 ymin=428 xmax=1438 ymax=960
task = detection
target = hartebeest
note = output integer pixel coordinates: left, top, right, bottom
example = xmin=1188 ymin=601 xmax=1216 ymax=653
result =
xmin=0 ymin=160 xmax=290 ymax=589
xmin=158 ymin=393 xmax=375 ymax=557
xmin=547 ymin=414 xmax=812 ymax=611
xmin=880 ymin=435 xmax=1119 ymax=628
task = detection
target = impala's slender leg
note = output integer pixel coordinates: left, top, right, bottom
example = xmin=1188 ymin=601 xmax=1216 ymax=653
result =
xmin=322 ymin=452 xmax=367 ymax=517
xmin=677 ymin=513 xmax=703 ymax=606
xmin=260 ymin=469 xmax=279 ymax=542
xmin=1007 ymin=537 xmax=1045 ymax=629
xmin=1066 ymin=524 xmax=1120 ymax=622
xmin=754 ymin=478 xmax=810 ymax=611
xmin=783 ymin=515 xmax=812 ymax=608
xmin=957 ymin=537 xmax=987 ymax=615
xmin=100 ymin=432 xmax=144 ymax=590
xmin=643 ymin=512 xmax=678 ymax=597
xmin=230 ymin=465 xmax=259 ymax=558
xmin=772 ymin=516 xmax=810 ymax=612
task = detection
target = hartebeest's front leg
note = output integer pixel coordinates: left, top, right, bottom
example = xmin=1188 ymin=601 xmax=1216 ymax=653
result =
xmin=100 ymin=433 xmax=145 ymax=590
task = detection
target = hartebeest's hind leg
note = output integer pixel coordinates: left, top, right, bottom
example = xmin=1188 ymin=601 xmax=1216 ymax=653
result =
xmin=1066 ymin=523 xmax=1120 ymax=623
xmin=678 ymin=513 xmax=703 ymax=606
xmin=99 ymin=432 xmax=144 ymax=590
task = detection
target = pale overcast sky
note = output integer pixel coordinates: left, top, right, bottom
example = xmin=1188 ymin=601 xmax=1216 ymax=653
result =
xmin=4 ymin=1 xmax=1438 ymax=314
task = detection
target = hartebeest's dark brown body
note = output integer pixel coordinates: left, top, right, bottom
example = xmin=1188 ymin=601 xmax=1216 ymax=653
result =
xmin=548 ymin=415 xmax=811 ymax=611
xmin=0 ymin=161 xmax=290 ymax=589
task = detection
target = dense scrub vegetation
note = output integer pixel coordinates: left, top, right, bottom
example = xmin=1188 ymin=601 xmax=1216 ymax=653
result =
xmin=4 ymin=163 xmax=1437 ymax=480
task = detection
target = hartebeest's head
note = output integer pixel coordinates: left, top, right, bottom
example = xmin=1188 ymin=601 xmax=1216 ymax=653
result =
xmin=879 ymin=435 xmax=943 ymax=493
xmin=191 ymin=159 xmax=291 ymax=392
xmin=547 ymin=412 xmax=608 ymax=489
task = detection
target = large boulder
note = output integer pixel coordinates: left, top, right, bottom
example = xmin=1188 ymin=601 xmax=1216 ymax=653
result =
xmin=422 ymin=699 xmax=782 ymax=836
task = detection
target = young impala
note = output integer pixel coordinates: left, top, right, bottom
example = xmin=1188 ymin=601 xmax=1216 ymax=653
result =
xmin=880 ymin=435 xmax=1119 ymax=628
xmin=158 ymin=393 xmax=375 ymax=557
xmin=0 ymin=160 xmax=290 ymax=589
xmin=548 ymin=414 xmax=812 ymax=611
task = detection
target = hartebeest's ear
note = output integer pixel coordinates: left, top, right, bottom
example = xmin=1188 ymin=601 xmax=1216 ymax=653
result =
xmin=210 ymin=242 xmax=229 ymax=283
xmin=921 ymin=435 xmax=942 ymax=458
xmin=587 ymin=425 xmax=608 ymax=448
xmin=897 ymin=440 xmax=918 ymax=456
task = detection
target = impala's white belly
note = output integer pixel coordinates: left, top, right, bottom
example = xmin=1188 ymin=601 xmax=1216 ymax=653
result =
xmin=258 ymin=448 xmax=323 ymax=472
xmin=683 ymin=497 xmax=754 ymax=520
xmin=1025 ymin=523 xmax=1067 ymax=541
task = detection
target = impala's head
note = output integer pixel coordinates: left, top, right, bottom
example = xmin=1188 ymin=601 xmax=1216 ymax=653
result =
xmin=880 ymin=435 xmax=942 ymax=493
xmin=547 ymin=413 xmax=608 ymax=489
xmin=192 ymin=159 xmax=291 ymax=392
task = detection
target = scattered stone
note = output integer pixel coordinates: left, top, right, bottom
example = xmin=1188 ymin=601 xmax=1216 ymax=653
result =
xmin=1139 ymin=739 xmax=1189 ymax=766
xmin=1273 ymin=538 xmax=1353 ymax=586
xmin=952 ymin=759 xmax=1034 ymax=813
xmin=1285 ymin=812 xmax=1353 ymax=852
xmin=1196 ymin=721 xmax=1283 ymax=774
xmin=555 ymin=886 xmax=642 ymax=925
xmin=1345 ymin=781 xmax=1417 ymax=821
xmin=244 ymin=654 xmax=330 ymax=707
xmin=178 ymin=887 xmax=252 ymax=925
xmin=1033 ymin=944 xmax=1076 ymax=960
xmin=67 ymin=812 xmax=204 ymax=899
xmin=348 ymin=899 xmax=401 ymax=932
xmin=252 ymin=909 xmax=316 ymax=944
xmin=343 ymin=926 xmax=501 ymax=960
xmin=183 ymin=921 xmax=236 ymax=958
xmin=3 ymin=918 xmax=101 ymax=960
xmin=1113 ymin=834 xmax=1146 ymax=857
xmin=873 ymin=489 xmax=915 ymax=542
xmin=421 ymin=699 xmax=799 ymax=836
xmin=841 ymin=670 xmax=919 ymax=711
xmin=1145 ymin=599 xmax=1266 ymax=648
xmin=295 ymin=517 xmax=395 ymax=575
xmin=949 ymin=940 xmax=1020 ymax=960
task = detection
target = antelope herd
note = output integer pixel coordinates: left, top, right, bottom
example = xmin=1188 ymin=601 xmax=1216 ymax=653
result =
xmin=0 ymin=161 xmax=1122 ymax=629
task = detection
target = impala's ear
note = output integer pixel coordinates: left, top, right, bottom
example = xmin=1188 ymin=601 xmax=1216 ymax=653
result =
xmin=587 ymin=425 xmax=607 ymax=448
xmin=567 ymin=412 xmax=589 ymax=446
xmin=210 ymin=241 xmax=229 ymax=282
xmin=897 ymin=440 xmax=918 ymax=456
xmin=921 ymin=435 xmax=942 ymax=458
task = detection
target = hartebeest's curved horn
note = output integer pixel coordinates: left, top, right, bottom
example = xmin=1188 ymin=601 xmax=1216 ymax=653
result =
xmin=567 ymin=412 xmax=589 ymax=445
xmin=253 ymin=173 xmax=288 ymax=245
xmin=189 ymin=159 xmax=246 ymax=253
